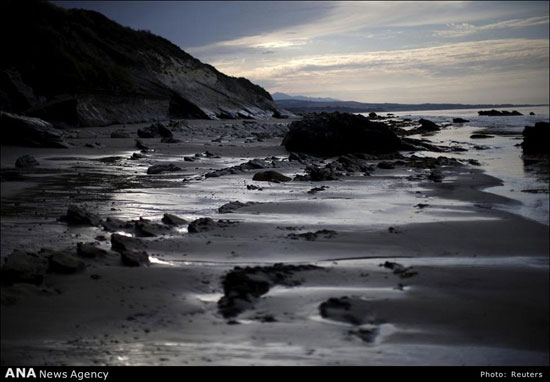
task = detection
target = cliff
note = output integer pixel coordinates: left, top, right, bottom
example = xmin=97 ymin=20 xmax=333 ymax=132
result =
xmin=0 ymin=1 xmax=283 ymax=126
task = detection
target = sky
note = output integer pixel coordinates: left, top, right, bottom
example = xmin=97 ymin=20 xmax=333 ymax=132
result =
xmin=54 ymin=1 xmax=550 ymax=104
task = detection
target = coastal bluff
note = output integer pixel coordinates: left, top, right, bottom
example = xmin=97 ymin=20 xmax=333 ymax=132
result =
xmin=0 ymin=1 xmax=285 ymax=126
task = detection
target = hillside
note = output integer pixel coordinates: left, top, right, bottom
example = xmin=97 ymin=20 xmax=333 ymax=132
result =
xmin=0 ymin=1 xmax=283 ymax=126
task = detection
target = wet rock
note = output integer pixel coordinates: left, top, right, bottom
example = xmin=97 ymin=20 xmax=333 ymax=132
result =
xmin=319 ymin=296 xmax=381 ymax=326
xmin=135 ymin=139 xmax=150 ymax=151
xmin=218 ymin=263 xmax=320 ymax=318
xmin=522 ymin=122 xmax=549 ymax=155
xmin=161 ymin=213 xmax=188 ymax=226
xmin=246 ymin=184 xmax=263 ymax=191
xmin=307 ymin=186 xmax=328 ymax=194
xmin=15 ymin=155 xmax=39 ymax=168
xmin=111 ymin=233 xmax=144 ymax=253
xmin=452 ymin=118 xmax=470 ymax=123
xmin=377 ymin=161 xmax=395 ymax=169
xmin=120 ymin=250 xmax=150 ymax=267
xmin=137 ymin=123 xmax=173 ymax=138
xmin=130 ymin=152 xmax=147 ymax=160
xmin=478 ymin=110 xmax=522 ymax=116
xmin=252 ymin=170 xmax=291 ymax=182
xmin=468 ymin=159 xmax=481 ymax=166
xmin=529 ymin=112 xmax=535 ymax=116
xmin=294 ymin=165 xmax=339 ymax=182
xmin=414 ymin=203 xmax=429 ymax=209
xmin=287 ymin=229 xmax=337 ymax=241
xmin=289 ymin=152 xmax=317 ymax=164
xmin=76 ymin=242 xmax=109 ymax=258
xmin=417 ymin=119 xmax=440 ymax=132
xmin=0 ymin=250 xmax=48 ymax=286
xmin=348 ymin=328 xmax=379 ymax=343
xmin=282 ymin=112 xmax=402 ymax=157
xmin=110 ymin=130 xmax=130 ymax=138
xmin=470 ymin=134 xmax=494 ymax=139
xmin=428 ymin=170 xmax=443 ymax=182
xmin=63 ymin=205 xmax=101 ymax=226
xmin=218 ymin=201 xmax=259 ymax=214
xmin=47 ymin=251 xmax=85 ymax=274
xmin=1 ymin=111 xmax=69 ymax=148
xmin=187 ymin=217 xmax=217 ymax=233
xmin=101 ymin=217 xmax=133 ymax=232
xmin=380 ymin=261 xmax=418 ymax=278
xmin=135 ymin=218 xmax=171 ymax=237
xmin=146 ymin=163 xmax=182 ymax=175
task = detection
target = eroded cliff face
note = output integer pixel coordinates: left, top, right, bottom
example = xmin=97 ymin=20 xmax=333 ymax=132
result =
xmin=0 ymin=1 xmax=283 ymax=126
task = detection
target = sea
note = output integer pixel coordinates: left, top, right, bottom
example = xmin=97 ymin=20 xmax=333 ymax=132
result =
xmin=360 ymin=106 xmax=550 ymax=226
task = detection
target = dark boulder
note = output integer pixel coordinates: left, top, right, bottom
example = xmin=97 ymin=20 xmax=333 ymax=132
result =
xmin=15 ymin=155 xmax=39 ymax=168
xmin=218 ymin=201 xmax=258 ymax=214
xmin=134 ymin=218 xmax=171 ymax=237
xmin=63 ymin=205 xmax=101 ymax=226
xmin=111 ymin=233 xmax=144 ymax=253
xmin=252 ymin=170 xmax=291 ymax=182
xmin=1 ymin=111 xmax=69 ymax=148
xmin=47 ymin=251 xmax=85 ymax=274
xmin=452 ymin=118 xmax=470 ymax=123
xmin=522 ymin=122 xmax=549 ymax=155
xmin=0 ymin=250 xmax=48 ymax=285
xmin=120 ymin=250 xmax=150 ymax=267
xmin=282 ymin=112 xmax=402 ymax=157
xmin=137 ymin=123 xmax=173 ymax=138
xmin=478 ymin=110 xmax=523 ymax=116
xmin=161 ymin=213 xmax=188 ymax=226
xmin=146 ymin=163 xmax=182 ymax=175
xmin=76 ymin=242 xmax=110 ymax=258
xmin=187 ymin=217 xmax=217 ymax=233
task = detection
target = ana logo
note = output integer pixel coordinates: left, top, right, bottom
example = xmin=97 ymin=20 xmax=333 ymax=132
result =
xmin=4 ymin=368 xmax=36 ymax=378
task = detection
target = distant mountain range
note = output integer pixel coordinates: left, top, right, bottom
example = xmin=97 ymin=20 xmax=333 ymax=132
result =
xmin=272 ymin=92 xmax=341 ymax=103
xmin=274 ymin=95 xmax=545 ymax=114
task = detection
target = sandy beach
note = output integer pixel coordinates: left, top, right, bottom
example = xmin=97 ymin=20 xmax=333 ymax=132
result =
xmin=1 ymin=115 xmax=548 ymax=366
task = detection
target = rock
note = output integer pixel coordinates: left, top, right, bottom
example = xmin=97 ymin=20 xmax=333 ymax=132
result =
xmin=529 ymin=112 xmax=535 ymax=116
xmin=218 ymin=201 xmax=258 ymax=214
xmin=294 ymin=165 xmax=339 ymax=182
xmin=470 ymin=134 xmax=494 ymax=139
xmin=468 ymin=159 xmax=481 ymax=166
xmin=218 ymin=263 xmax=320 ymax=318
xmin=110 ymin=130 xmax=130 ymax=138
xmin=48 ymin=251 xmax=85 ymax=274
xmin=101 ymin=217 xmax=133 ymax=232
xmin=137 ymin=123 xmax=173 ymax=138
xmin=111 ymin=233 xmax=143 ymax=253
xmin=187 ymin=217 xmax=217 ymax=233
xmin=452 ymin=118 xmax=470 ymax=123
xmin=120 ymin=250 xmax=150 ymax=267
xmin=0 ymin=111 xmax=69 ymax=148
xmin=522 ymin=122 xmax=549 ymax=155
xmin=135 ymin=139 xmax=150 ymax=151
xmin=380 ymin=261 xmax=418 ymax=278
xmin=64 ymin=204 xmax=101 ymax=226
xmin=282 ymin=112 xmax=402 ymax=157
xmin=246 ymin=184 xmax=263 ymax=191
xmin=307 ymin=186 xmax=328 ymax=194
xmin=146 ymin=163 xmax=182 ymax=175
xmin=428 ymin=170 xmax=443 ymax=182
xmin=76 ymin=242 xmax=109 ymax=258
xmin=368 ymin=112 xmax=378 ymax=118
xmin=129 ymin=152 xmax=147 ymax=160
xmin=161 ymin=213 xmax=188 ymax=226
xmin=134 ymin=218 xmax=171 ymax=237
xmin=377 ymin=161 xmax=395 ymax=169
xmin=417 ymin=119 xmax=440 ymax=132
xmin=15 ymin=155 xmax=39 ymax=168
xmin=287 ymin=229 xmax=337 ymax=241
xmin=478 ymin=110 xmax=523 ymax=116
xmin=252 ymin=170 xmax=291 ymax=182
xmin=0 ymin=250 xmax=48 ymax=285
xmin=319 ymin=296 xmax=380 ymax=326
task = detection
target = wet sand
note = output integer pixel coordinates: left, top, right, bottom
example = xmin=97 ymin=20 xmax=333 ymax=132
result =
xmin=1 ymin=118 xmax=548 ymax=366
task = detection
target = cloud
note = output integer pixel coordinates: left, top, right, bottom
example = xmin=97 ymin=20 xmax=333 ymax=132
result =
xmin=435 ymin=16 xmax=550 ymax=38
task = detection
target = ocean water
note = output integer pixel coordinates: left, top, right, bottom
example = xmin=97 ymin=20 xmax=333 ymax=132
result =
xmin=360 ymin=106 xmax=550 ymax=226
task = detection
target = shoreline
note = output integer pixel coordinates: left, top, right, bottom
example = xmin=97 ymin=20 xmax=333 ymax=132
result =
xmin=1 ymin=118 xmax=548 ymax=366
